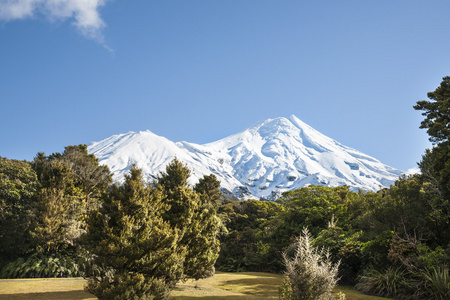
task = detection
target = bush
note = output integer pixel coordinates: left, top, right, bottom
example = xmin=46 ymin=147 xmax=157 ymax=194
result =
xmin=86 ymin=273 xmax=170 ymax=300
xmin=421 ymin=266 xmax=450 ymax=300
xmin=280 ymin=228 xmax=340 ymax=300
xmin=355 ymin=266 xmax=413 ymax=298
xmin=0 ymin=252 xmax=84 ymax=278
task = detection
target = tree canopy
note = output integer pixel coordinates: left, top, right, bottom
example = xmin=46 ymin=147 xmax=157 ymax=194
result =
xmin=414 ymin=76 xmax=450 ymax=144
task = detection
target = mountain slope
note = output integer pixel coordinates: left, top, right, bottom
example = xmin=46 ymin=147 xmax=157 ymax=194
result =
xmin=205 ymin=115 xmax=402 ymax=199
xmin=88 ymin=115 xmax=403 ymax=199
xmin=88 ymin=130 xmax=242 ymax=193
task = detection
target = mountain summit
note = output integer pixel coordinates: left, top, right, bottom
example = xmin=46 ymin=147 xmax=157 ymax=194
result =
xmin=88 ymin=115 xmax=403 ymax=199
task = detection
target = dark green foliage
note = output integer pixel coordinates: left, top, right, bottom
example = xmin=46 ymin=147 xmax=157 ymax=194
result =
xmin=414 ymin=76 xmax=450 ymax=144
xmin=349 ymin=77 xmax=450 ymax=298
xmin=217 ymin=186 xmax=373 ymax=276
xmin=216 ymin=199 xmax=286 ymax=273
xmin=32 ymin=187 xmax=81 ymax=253
xmin=157 ymin=159 xmax=221 ymax=280
xmin=0 ymin=145 xmax=113 ymax=278
xmin=82 ymin=159 xmax=222 ymax=299
xmin=30 ymin=145 xmax=112 ymax=264
xmin=314 ymin=223 xmax=362 ymax=284
xmin=337 ymin=236 xmax=364 ymax=284
xmin=417 ymin=145 xmax=450 ymax=231
xmin=277 ymin=185 xmax=351 ymax=236
xmin=355 ymin=266 xmax=413 ymax=298
xmin=83 ymin=166 xmax=181 ymax=300
xmin=194 ymin=174 xmax=222 ymax=202
xmin=0 ymin=157 xmax=39 ymax=261
xmin=33 ymin=144 xmax=111 ymax=211
xmin=0 ymin=252 xmax=84 ymax=278
xmin=157 ymin=157 xmax=190 ymax=192
xmin=157 ymin=158 xmax=196 ymax=230
xmin=414 ymin=76 xmax=450 ymax=231
xmin=421 ymin=266 xmax=450 ymax=300
xmin=360 ymin=230 xmax=394 ymax=270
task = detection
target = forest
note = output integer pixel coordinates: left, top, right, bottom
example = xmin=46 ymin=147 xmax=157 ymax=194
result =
xmin=1 ymin=77 xmax=450 ymax=299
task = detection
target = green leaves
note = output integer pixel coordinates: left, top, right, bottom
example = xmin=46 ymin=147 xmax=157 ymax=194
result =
xmin=83 ymin=165 xmax=180 ymax=299
xmin=0 ymin=157 xmax=39 ymax=260
xmin=83 ymin=160 xmax=222 ymax=299
xmin=414 ymin=76 xmax=450 ymax=144
xmin=156 ymin=159 xmax=222 ymax=280
xmin=0 ymin=253 xmax=84 ymax=278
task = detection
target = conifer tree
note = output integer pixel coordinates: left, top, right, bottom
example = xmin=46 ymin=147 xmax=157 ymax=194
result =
xmin=189 ymin=174 xmax=222 ymax=278
xmin=83 ymin=166 xmax=181 ymax=300
xmin=414 ymin=76 xmax=450 ymax=144
xmin=194 ymin=174 xmax=222 ymax=202
xmin=157 ymin=159 xmax=221 ymax=280
xmin=157 ymin=158 xmax=197 ymax=231
xmin=414 ymin=77 xmax=450 ymax=244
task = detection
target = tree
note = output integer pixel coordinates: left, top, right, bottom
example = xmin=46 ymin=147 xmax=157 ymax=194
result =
xmin=0 ymin=157 xmax=39 ymax=262
xmin=414 ymin=77 xmax=450 ymax=237
xmin=414 ymin=76 xmax=450 ymax=144
xmin=33 ymin=144 xmax=111 ymax=211
xmin=186 ymin=174 xmax=222 ymax=278
xmin=194 ymin=174 xmax=222 ymax=203
xmin=32 ymin=187 xmax=81 ymax=253
xmin=31 ymin=145 xmax=112 ymax=253
xmin=215 ymin=199 xmax=285 ymax=273
xmin=83 ymin=166 xmax=181 ymax=300
xmin=157 ymin=158 xmax=221 ymax=279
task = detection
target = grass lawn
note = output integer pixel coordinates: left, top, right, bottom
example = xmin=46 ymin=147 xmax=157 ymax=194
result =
xmin=0 ymin=278 xmax=95 ymax=300
xmin=0 ymin=272 xmax=391 ymax=300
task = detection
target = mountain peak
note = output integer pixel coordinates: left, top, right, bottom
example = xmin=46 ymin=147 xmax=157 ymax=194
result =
xmin=89 ymin=116 xmax=403 ymax=200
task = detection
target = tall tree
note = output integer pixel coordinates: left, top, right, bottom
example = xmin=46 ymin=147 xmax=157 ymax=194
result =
xmin=157 ymin=158 xmax=221 ymax=279
xmin=34 ymin=144 xmax=111 ymax=211
xmin=31 ymin=145 xmax=112 ymax=252
xmin=414 ymin=77 xmax=450 ymax=243
xmin=414 ymin=76 xmax=450 ymax=144
xmin=194 ymin=174 xmax=222 ymax=203
xmin=188 ymin=174 xmax=222 ymax=278
xmin=83 ymin=166 xmax=181 ymax=300
xmin=0 ymin=157 xmax=39 ymax=262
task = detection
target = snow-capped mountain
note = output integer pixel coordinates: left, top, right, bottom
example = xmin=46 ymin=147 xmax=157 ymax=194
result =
xmin=88 ymin=115 xmax=403 ymax=200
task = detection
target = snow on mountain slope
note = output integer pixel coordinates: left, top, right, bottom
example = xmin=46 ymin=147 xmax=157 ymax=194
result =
xmin=88 ymin=130 xmax=241 ymax=192
xmin=88 ymin=115 xmax=403 ymax=200
xmin=205 ymin=115 xmax=403 ymax=199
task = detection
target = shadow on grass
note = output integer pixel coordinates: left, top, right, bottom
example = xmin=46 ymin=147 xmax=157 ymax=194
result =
xmin=216 ymin=277 xmax=281 ymax=297
xmin=0 ymin=290 xmax=96 ymax=300
xmin=173 ymin=297 xmax=266 ymax=299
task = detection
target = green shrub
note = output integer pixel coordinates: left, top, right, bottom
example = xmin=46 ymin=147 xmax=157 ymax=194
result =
xmin=0 ymin=252 xmax=84 ymax=278
xmin=86 ymin=273 xmax=170 ymax=300
xmin=355 ymin=266 xmax=412 ymax=298
xmin=421 ymin=266 xmax=450 ymax=300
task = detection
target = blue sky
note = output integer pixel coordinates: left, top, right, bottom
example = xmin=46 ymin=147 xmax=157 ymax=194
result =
xmin=0 ymin=0 xmax=447 ymax=171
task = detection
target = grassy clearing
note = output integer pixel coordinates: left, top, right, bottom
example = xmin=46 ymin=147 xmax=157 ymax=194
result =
xmin=0 ymin=272 xmax=391 ymax=300
xmin=172 ymin=272 xmax=392 ymax=300
xmin=0 ymin=278 xmax=95 ymax=300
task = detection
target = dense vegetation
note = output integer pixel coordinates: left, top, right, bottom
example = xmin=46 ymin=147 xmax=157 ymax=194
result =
xmin=0 ymin=152 xmax=221 ymax=299
xmin=214 ymin=77 xmax=450 ymax=299
xmin=1 ymin=77 xmax=450 ymax=299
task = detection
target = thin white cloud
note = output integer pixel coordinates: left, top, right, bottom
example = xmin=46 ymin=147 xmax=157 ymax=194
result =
xmin=0 ymin=0 xmax=111 ymax=47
